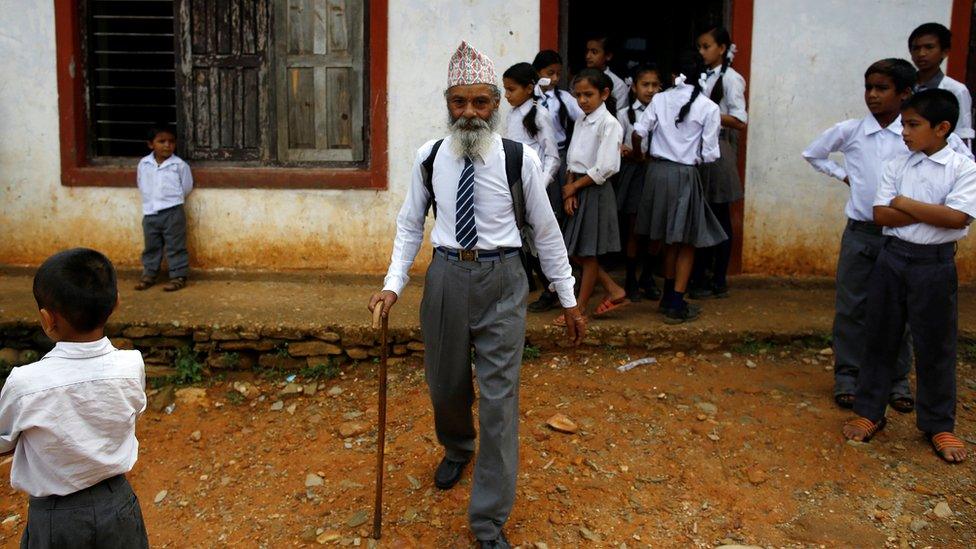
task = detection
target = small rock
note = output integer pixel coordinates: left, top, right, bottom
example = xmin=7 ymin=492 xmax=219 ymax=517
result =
xmin=149 ymin=385 xmax=176 ymax=413
xmin=232 ymin=381 xmax=258 ymax=399
xmin=339 ymin=421 xmax=369 ymax=438
xmin=909 ymin=518 xmax=928 ymax=533
xmin=270 ymin=401 xmax=284 ymax=411
xmin=696 ymin=402 xmax=718 ymax=415
xmin=818 ymin=347 xmax=834 ymax=356
xmin=707 ymin=433 xmax=720 ymax=441
xmin=933 ymin=501 xmax=952 ymax=518
xmin=913 ymin=484 xmax=938 ymax=496
xmin=877 ymin=500 xmax=893 ymax=510
xmin=154 ymin=490 xmax=168 ymax=504
xmin=1 ymin=514 xmax=20 ymax=529
xmin=317 ymin=532 xmax=341 ymax=544
xmin=189 ymin=430 xmax=202 ymax=442
xmin=328 ymin=386 xmax=344 ymax=396
xmin=407 ymin=475 xmax=421 ymax=490
xmin=747 ymin=468 xmax=767 ymax=485
xmin=303 ymin=383 xmax=318 ymax=396
xmin=745 ymin=360 xmax=757 ymax=369
xmin=534 ymin=543 xmax=550 ymax=549
xmin=305 ymin=473 xmax=324 ymax=488
xmin=579 ymin=526 xmax=601 ymax=542
xmin=175 ymin=388 xmax=209 ymax=407
xmin=346 ymin=510 xmax=368 ymax=528
xmin=279 ymin=383 xmax=304 ymax=398
xmin=300 ymin=526 xmax=318 ymax=542
xmin=346 ymin=348 xmax=370 ymax=361
xmin=286 ymin=403 xmax=297 ymax=415
xmin=546 ymin=413 xmax=578 ymax=434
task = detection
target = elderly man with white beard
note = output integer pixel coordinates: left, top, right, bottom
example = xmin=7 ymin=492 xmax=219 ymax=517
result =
xmin=368 ymin=42 xmax=585 ymax=547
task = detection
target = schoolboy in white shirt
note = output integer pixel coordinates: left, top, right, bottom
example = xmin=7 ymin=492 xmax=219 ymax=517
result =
xmin=135 ymin=124 xmax=194 ymax=292
xmin=843 ymin=90 xmax=976 ymax=464
xmin=0 ymin=248 xmax=149 ymax=546
xmin=909 ymin=22 xmax=974 ymax=144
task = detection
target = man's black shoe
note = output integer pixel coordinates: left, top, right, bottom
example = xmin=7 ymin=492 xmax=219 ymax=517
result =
xmin=434 ymin=457 xmax=468 ymax=490
xmin=527 ymin=291 xmax=557 ymax=313
xmin=478 ymin=531 xmax=510 ymax=548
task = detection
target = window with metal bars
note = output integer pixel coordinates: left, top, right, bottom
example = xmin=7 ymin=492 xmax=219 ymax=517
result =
xmin=82 ymin=0 xmax=366 ymax=165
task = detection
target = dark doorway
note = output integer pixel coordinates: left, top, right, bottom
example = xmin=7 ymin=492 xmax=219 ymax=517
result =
xmin=563 ymin=0 xmax=728 ymax=82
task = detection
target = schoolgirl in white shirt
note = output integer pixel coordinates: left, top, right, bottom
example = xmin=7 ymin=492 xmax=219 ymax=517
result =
xmin=557 ymin=68 xmax=627 ymax=324
xmin=503 ymin=62 xmax=562 ymax=305
xmin=633 ymin=52 xmax=727 ymax=324
xmin=691 ymin=27 xmax=748 ymax=299
xmin=615 ymin=65 xmax=664 ymax=302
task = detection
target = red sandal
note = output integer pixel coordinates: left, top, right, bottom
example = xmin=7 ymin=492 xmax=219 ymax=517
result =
xmin=928 ymin=432 xmax=967 ymax=463
xmin=843 ymin=416 xmax=887 ymax=442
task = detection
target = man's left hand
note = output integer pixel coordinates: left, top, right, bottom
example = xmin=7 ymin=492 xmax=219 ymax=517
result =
xmin=563 ymin=306 xmax=586 ymax=346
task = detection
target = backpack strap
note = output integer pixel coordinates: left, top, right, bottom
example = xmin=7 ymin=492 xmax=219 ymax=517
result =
xmin=421 ymin=139 xmax=444 ymax=218
xmin=501 ymin=138 xmax=528 ymax=231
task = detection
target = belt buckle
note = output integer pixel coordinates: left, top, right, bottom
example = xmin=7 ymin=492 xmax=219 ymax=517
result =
xmin=459 ymin=249 xmax=477 ymax=261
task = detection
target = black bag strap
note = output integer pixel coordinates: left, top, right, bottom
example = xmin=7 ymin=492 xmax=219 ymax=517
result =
xmin=421 ymin=137 xmax=528 ymax=232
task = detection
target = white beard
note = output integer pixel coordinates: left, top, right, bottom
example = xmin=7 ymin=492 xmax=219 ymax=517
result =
xmin=448 ymin=109 xmax=500 ymax=158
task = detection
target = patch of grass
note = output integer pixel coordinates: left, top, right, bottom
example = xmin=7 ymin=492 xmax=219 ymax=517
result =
xmin=730 ymin=336 xmax=775 ymax=355
xmin=20 ymin=350 xmax=38 ymax=364
xmin=300 ymin=360 xmax=340 ymax=381
xmin=224 ymin=390 xmax=246 ymax=405
xmin=221 ymin=352 xmax=240 ymax=369
xmin=274 ymin=343 xmax=290 ymax=358
xmin=523 ymin=345 xmax=541 ymax=361
xmin=173 ymin=346 xmax=204 ymax=385
xmin=961 ymin=341 xmax=976 ymax=361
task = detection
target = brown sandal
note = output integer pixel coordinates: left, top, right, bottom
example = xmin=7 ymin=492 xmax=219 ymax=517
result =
xmin=162 ymin=277 xmax=187 ymax=292
xmin=843 ymin=416 xmax=887 ymax=442
xmin=928 ymin=432 xmax=967 ymax=463
xmin=134 ymin=277 xmax=156 ymax=291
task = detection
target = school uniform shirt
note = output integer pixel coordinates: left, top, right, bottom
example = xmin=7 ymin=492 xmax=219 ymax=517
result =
xmin=604 ymin=68 xmax=630 ymax=115
xmin=617 ymin=100 xmax=650 ymax=155
xmin=700 ymin=65 xmax=748 ymax=122
xmin=505 ymin=100 xmax=561 ymax=187
xmin=634 ymin=83 xmax=721 ymax=165
xmin=916 ymin=70 xmax=974 ymax=140
xmin=874 ymin=145 xmax=976 ymax=245
xmin=802 ymin=114 xmax=974 ymax=222
xmin=535 ymin=86 xmax=584 ymax=148
xmin=0 ymin=338 xmax=146 ymax=497
xmin=383 ymin=133 xmax=577 ymax=307
xmin=566 ymin=103 xmax=623 ymax=185
xmin=137 ymin=153 xmax=194 ymax=215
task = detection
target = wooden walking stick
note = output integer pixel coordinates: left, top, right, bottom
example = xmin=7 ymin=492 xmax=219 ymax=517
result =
xmin=371 ymin=302 xmax=389 ymax=539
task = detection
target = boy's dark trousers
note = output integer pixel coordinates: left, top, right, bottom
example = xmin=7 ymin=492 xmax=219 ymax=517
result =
xmin=854 ymin=237 xmax=958 ymax=434
xmin=21 ymin=474 xmax=149 ymax=549
xmin=833 ymin=220 xmax=912 ymax=399
xmin=142 ymin=204 xmax=189 ymax=279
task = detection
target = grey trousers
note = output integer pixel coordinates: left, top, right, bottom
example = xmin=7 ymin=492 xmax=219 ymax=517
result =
xmin=420 ymin=251 xmax=528 ymax=540
xmin=21 ymin=475 xmax=149 ymax=549
xmin=833 ymin=220 xmax=911 ymax=398
xmin=141 ymin=204 xmax=189 ymax=279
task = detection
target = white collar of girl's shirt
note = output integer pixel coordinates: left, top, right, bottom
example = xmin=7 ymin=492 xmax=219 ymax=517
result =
xmin=514 ymin=98 xmax=536 ymax=116
xmin=631 ymin=99 xmax=648 ymax=111
xmin=581 ymin=102 xmax=608 ymax=124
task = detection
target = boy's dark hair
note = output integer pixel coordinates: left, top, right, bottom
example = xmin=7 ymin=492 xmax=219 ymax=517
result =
xmin=33 ymin=248 xmax=118 ymax=333
xmin=904 ymin=88 xmax=959 ymax=132
xmin=909 ymin=22 xmax=951 ymax=50
xmin=502 ymin=62 xmax=541 ymax=138
xmin=572 ymin=68 xmax=617 ymax=116
xmin=865 ymin=58 xmax=917 ymax=92
xmin=147 ymin=123 xmax=176 ymax=142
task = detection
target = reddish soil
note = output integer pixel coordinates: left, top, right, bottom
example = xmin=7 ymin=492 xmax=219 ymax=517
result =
xmin=0 ymin=345 xmax=973 ymax=548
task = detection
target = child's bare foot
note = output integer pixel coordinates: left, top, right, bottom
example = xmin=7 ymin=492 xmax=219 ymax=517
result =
xmin=928 ymin=432 xmax=967 ymax=463
xmin=843 ymin=416 xmax=886 ymax=442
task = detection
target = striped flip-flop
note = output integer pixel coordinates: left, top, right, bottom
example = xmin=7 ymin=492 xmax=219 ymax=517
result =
xmin=843 ymin=416 xmax=887 ymax=442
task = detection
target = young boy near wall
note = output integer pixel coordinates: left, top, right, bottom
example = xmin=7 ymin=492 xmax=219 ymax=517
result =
xmin=843 ymin=90 xmax=976 ymax=464
xmin=135 ymin=124 xmax=193 ymax=292
xmin=0 ymin=248 xmax=150 ymax=545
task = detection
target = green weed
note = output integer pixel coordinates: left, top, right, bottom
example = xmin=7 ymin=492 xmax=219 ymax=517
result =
xmin=523 ymin=345 xmax=541 ymax=361
xmin=173 ymin=346 xmax=204 ymax=385
xmin=300 ymin=361 xmax=340 ymax=381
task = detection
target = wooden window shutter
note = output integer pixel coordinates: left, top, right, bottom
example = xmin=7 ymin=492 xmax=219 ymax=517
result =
xmin=175 ymin=0 xmax=271 ymax=161
xmin=275 ymin=0 xmax=365 ymax=162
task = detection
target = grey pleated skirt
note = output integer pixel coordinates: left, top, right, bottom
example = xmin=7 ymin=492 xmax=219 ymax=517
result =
xmin=636 ymin=159 xmax=728 ymax=248
xmin=563 ymin=181 xmax=621 ymax=257
xmin=699 ymin=130 xmax=743 ymax=204
xmin=613 ymin=160 xmax=648 ymax=215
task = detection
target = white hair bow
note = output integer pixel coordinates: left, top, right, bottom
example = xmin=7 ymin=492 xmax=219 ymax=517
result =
xmin=728 ymin=43 xmax=738 ymax=63
xmin=698 ymin=72 xmax=709 ymax=88
xmin=674 ymin=74 xmax=687 ymax=87
xmin=537 ymin=77 xmax=552 ymax=88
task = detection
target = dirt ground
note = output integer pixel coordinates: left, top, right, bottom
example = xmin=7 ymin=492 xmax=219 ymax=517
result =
xmin=0 ymin=345 xmax=972 ymax=548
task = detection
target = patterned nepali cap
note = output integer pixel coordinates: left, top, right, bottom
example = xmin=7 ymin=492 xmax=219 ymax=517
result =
xmin=447 ymin=41 xmax=497 ymax=88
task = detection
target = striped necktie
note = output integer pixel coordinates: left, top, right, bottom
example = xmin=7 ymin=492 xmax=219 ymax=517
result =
xmin=455 ymin=156 xmax=478 ymax=250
